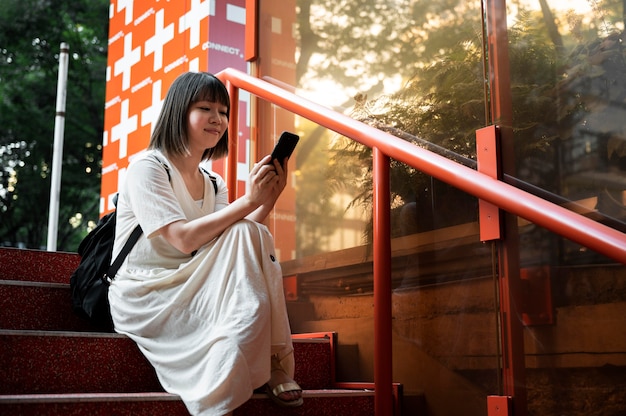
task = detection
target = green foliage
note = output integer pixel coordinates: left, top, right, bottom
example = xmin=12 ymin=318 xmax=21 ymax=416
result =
xmin=294 ymin=126 xmax=351 ymax=257
xmin=296 ymin=0 xmax=484 ymax=98
xmin=296 ymin=0 xmax=487 ymax=244
xmin=324 ymin=0 xmax=626 ymax=244
xmin=0 ymin=0 xmax=109 ymax=250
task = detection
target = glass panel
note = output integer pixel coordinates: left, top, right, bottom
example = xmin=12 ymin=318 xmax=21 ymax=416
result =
xmin=505 ymin=0 xmax=626 ymax=262
xmin=506 ymin=0 xmax=626 ymax=414
xmin=257 ymin=1 xmax=499 ymax=415
xmin=521 ymin=229 xmax=626 ymax=416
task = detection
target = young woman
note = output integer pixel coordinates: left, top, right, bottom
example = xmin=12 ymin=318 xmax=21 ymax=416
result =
xmin=109 ymin=72 xmax=303 ymax=415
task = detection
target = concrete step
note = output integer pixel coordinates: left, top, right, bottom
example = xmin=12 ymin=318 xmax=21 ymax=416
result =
xmin=0 ymin=390 xmax=375 ymax=415
xmin=0 ymin=330 xmax=334 ymax=394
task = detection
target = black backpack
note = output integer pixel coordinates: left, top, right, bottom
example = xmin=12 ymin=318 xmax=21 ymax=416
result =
xmin=69 ymin=198 xmax=142 ymax=330
xmin=70 ymin=164 xmax=217 ymax=330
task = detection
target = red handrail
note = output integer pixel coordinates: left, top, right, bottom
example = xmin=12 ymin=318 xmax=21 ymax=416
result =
xmin=216 ymin=67 xmax=626 ymax=416
xmin=217 ymin=68 xmax=626 ymax=263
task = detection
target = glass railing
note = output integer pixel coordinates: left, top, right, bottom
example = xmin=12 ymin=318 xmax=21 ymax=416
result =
xmin=217 ymin=68 xmax=626 ymax=416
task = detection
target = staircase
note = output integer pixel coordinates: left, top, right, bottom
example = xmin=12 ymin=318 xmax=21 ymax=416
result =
xmin=0 ymin=247 xmax=381 ymax=415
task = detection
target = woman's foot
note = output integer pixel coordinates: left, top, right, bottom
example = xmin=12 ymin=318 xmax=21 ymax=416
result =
xmin=266 ymin=355 xmax=303 ymax=407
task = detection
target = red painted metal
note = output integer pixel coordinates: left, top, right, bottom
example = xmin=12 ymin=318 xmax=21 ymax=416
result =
xmin=216 ymin=68 xmax=626 ymax=264
xmin=244 ymin=0 xmax=257 ymax=61
xmin=485 ymin=0 xmax=527 ymax=413
xmin=335 ymin=383 xmax=403 ymax=416
xmin=373 ymin=148 xmax=393 ymax=415
xmin=476 ymin=126 xmax=503 ymax=241
xmin=225 ymin=81 xmax=239 ymax=203
xmin=488 ymin=395 xmax=513 ymax=416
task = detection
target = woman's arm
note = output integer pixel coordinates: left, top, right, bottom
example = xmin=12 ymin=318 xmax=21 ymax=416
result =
xmin=159 ymin=155 xmax=282 ymax=254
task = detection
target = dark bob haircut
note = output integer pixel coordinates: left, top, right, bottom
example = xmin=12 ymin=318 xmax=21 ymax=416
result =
xmin=148 ymin=72 xmax=230 ymax=161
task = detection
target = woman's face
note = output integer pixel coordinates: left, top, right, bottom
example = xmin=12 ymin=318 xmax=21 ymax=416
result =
xmin=186 ymin=100 xmax=228 ymax=152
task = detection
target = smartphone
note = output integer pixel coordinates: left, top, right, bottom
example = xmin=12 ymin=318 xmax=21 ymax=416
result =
xmin=270 ymin=131 xmax=300 ymax=165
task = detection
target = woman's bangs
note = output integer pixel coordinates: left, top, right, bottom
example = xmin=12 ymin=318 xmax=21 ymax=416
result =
xmin=194 ymin=78 xmax=230 ymax=109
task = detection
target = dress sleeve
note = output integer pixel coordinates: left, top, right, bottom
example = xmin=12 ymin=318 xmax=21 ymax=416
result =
xmin=124 ymin=155 xmax=187 ymax=239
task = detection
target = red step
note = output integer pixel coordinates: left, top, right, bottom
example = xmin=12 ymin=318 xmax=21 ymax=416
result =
xmin=0 ymin=329 xmax=375 ymax=415
xmin=0 ymin=330 xmax=334 ymax=394
xmin=0 ymin=247 xmax=382 ymax=415
xmin=0 ymin=281 xmax=94 ymax=331
xmin=0 ymin=390 xmax=375 ymax=416
xmin=0 ymin=247 xmax=80 ymax=284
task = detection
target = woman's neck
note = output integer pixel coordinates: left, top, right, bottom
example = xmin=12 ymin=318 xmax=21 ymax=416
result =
xmin=167 ymin=153 xmax=205 ymax=200
xmin=167 ymin=153 xmax=201 ymax=177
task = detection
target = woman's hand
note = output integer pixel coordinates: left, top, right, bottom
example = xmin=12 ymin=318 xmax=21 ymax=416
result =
xmin=268 ymin=156 xmax=288 ymax=200
xmin=245 ymin=155 xmax=289 ymax=222
xmin=246 ymin=155 xmax=283 ymax=207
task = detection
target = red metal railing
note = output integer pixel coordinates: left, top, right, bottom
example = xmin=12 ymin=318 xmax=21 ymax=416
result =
xmin=216 ymin=67 xmax=626 ymax=415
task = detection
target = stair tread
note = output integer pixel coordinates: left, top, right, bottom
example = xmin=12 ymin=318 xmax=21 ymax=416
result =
xmin=0 ymin=389 xmax=374 ymax=403
xmin=0 ymin=328 xmax=332 ymax=340
xmin=1 ymin=329 xmax=335 ymax=394
xmin=0 ymin=390 xmax=376 ymax=416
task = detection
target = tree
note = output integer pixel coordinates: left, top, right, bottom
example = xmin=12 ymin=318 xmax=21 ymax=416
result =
xmin=298 ymin=0 xmax=626 ymax=245
xmin=293 ymin=0 xmax=488 ymax=246
xmin=0 ymin=0 xmax=109 ymax=250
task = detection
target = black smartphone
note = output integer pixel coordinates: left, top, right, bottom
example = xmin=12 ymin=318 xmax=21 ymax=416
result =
xmin=270 ymin=131 xmax=299 ymax=165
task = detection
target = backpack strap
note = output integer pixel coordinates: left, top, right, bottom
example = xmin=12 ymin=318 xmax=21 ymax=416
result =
xmin=105 ymin=224 xmax=142 ymax=283
xmin=153 ymin=154 xmax=171 ymax=182
xmin=153 ymin=152 xmax=216 ymax=194
xmin=200 ymin=166 xmax=218 ymax=194
xmin=106 ymin=155 xmax=173 ymax=281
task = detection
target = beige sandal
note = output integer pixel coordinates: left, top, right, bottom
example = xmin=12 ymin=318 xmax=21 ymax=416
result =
xmin=265 ymin=355 xmax=303 ymax=407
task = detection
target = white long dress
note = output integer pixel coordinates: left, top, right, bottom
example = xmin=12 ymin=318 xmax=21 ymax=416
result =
xmin=108 ymin=150 xmax=294 ymax=416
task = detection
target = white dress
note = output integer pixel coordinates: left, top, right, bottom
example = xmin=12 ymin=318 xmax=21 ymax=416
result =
xmin=108 ymin=150 xmax=294 ymax=416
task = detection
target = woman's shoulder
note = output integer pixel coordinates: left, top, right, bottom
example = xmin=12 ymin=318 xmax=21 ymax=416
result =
xmin=127 ymin=150 xmax=171 ymax=180
xmin=127 ymin=150 xmax=163 ymax=167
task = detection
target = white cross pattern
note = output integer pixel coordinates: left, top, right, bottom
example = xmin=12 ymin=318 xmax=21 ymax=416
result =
xmin=141 ymin=80 xmax=163 ymax=134
xmin=111 ymin=99 xmax=137 ymax=159
xmin=116 ymin=0 xmax=134 ymax=25
xmin=114 ymin=33 xmax=141 ymax=91
xmin=179 ymin=0 xmax=213 ymax=49
xmin=145 ymin=9 xmax=174 ymax=71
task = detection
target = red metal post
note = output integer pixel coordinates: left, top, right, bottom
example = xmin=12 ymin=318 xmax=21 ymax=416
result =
xmin=372 ymin=148 xmax=393 ymax=416
xmin=488 ymin=395 xmax=513 ymax=416
xmin=244 ymin=0 xmax=258 ymax=61
xmin=226 ymin=82 xmax=239 ymax=203
xmin=476 ymin=125 xmax=502 ymax=241
xmin=485 ymin=0 xmax=528 ymax=413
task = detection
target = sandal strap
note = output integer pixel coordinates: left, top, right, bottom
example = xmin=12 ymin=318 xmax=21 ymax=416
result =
xmin=271 ymin=382 xmax=302 ymax=397
xmin=271 ymin=354 xmax=286 ymax=372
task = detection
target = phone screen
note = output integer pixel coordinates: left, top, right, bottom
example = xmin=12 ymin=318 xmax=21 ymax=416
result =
xmin=271 ymin=131 xmax=300 ymax=164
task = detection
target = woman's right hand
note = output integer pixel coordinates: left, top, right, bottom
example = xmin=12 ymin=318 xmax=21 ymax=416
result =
xmin=246 ymin=155 xmax=280 ymax=207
